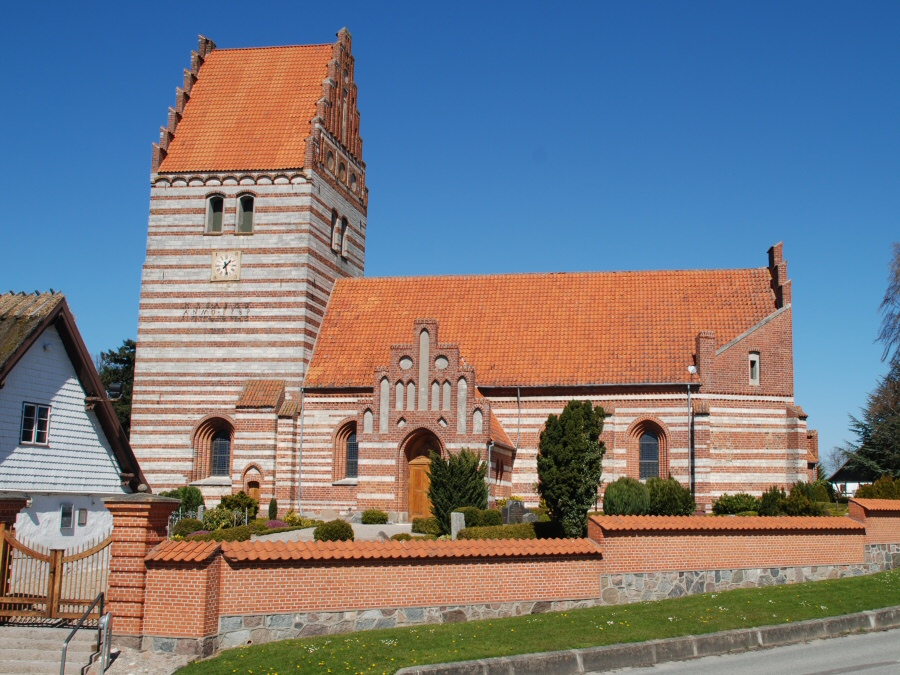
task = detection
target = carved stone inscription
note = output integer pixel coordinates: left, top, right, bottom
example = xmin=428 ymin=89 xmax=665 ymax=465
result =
xmin=181 ymin=302 xmax=251 ymax=321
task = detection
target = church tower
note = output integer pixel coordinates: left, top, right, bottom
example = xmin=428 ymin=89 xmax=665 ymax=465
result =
xmin=131 ymin=30 xmax=367 ymax=494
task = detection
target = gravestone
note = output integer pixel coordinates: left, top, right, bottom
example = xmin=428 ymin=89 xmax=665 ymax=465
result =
xmin=503 ymin=500 xmax=525 ymax=524
xmin=450 ymin=512 xmax=466 ymax=540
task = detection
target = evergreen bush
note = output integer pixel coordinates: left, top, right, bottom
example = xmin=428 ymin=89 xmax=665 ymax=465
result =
xmin=458 ymin=523 xmax=537 ymax=540
xmin=712 ymin=493 xmax=761 ymax=515
xmin=313 ymin=519 xmax=354 ymax=542
xmin=187 ymin=524 xmax=253 ymax=542
xmin=427 ymin=448 xmax=488 ymax=534
xmin=219 ymin=491 xmax=259 ymax=519
xmin=411 ymin=517 xmax=441 ymax=535
xmin=537 ymin=401 xmax=606 ymax=537
xmin=481 ymin=509 xmax=503 ymax=526
xmin=856 ymin=475 xmax=900 ymax=499
xmin=758 ymin=486 xmax=787 ymax=516
xmin=453 ymin=506 xmax=483 ymax=527
xmin=646 ymin=477 xmax=696 ymax=515
xmin=602 ymin=477 xmax=650 ymax=515
xmin=159 ymin=486 xmax=204 ymax=512
xmin=361 ymin=509 xmax=389 ymax=524
xmin=781 ymin=484 xmax=826 ymax=516
xmin=172 ymin=517 xmax=203 ymax=537
xmin=268 ymin=498 xmax=279 ymax=521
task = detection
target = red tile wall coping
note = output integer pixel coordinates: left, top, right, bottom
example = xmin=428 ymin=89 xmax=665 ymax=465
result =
xmin=850 ymin=498 xmax=900 ymax=514
xmin=589 ymin=514 xmax=865 ymax=535
xmin=146 ymin=537 xmax=602 ymax=563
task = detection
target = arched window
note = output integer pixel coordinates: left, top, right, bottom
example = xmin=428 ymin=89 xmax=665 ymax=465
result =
xmin=340 ymin=218 xmax=350 ymax=257
xmin=457 ymin=377 xmax=468 ymax=434
xmin=237 ymin=194 xmax=254 ymax=233
xmin=442 ymin=381 xmax=451 ymax=411
xmin=211 ymin=430 xmax=231 ymax=476
xmin=192 ymin=417 xmax=234 ymax=481
xmin=206 ymin=195 xmax=224 ymax=233
xmin=379 ymin=377 xmax=390 ymax=433
xmin=333 ymin=421 xmax=358 ymax=480
xmin=431 ymin=381 xmax=440 ymax=411
xmin=407 ymin=382 xmax=416 ymax=411
xmin=639 ymin=431 xmax=659 ymax=480
xmin=363 ymin=409 xmax=374 ymax=434
xmin=331 ymin=211 xmax=342 ymax=252
xmin=473 ymin=409 xmax=484 ymax=435
xmin=395 ymin=381 xmax=404 ymax=410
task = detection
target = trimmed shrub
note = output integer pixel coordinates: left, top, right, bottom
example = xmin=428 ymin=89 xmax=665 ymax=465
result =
xmin=646 ymin=477 xmax=696 ymax=516
xmin=391 ymin=532 xmax=413 ymax=541
xmin=268 ymin=498 xmax=278 ymax=521
xmin=361 ymin=509 xmax=389 ymax=525
xmin=781 ymin=484 xmax=826 ymax=516
xmin=313 ymin=519 xmax=354 ymax=542
xmin=856 ymin=476 xmax=900 ymax=500
xmin=218 ymin=491 xmax=259 ymax=520
xmin=481 ymin=509 xmax=503 ymax=526
xmin=602 ymin=477 xmax=650 ymax=516
xmin=458 ymin=523 xmax=537 ymax=540
xmin=428 ymin=448 xmax=488 ymax=535
xmin=249 ymin=518 xmax=270 ymax=533
xmin=172 ymin=518 xmax=203 ymax=537
xmin=758 ymin=486 xmax=787 ymax=516
xmin=712 ymin=493 xmax=761 ymax=515
xmin=203 ymin=506 xmax=236 ymax=530
xmin=453 ymin=506 xmax=483 ymax=527
xmin=411 ymin=517 xmax=441 ymax=536
xmin=159 ymin=486 xmax=204 ymax=512
xmin=188 ymin=525 xmax=253 ymax=542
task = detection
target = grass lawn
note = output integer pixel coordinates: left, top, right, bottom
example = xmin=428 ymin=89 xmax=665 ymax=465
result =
xmin=175 ymin=569 xmax=900 ymax=675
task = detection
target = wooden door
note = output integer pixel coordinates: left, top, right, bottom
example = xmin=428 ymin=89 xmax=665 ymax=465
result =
xmin=408 ymin=456 xmax=432 ymax=520
xmin=247 ymin=481 xmax=260 ymax=502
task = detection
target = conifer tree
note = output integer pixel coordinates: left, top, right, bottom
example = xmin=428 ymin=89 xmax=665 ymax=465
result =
xmin=537 ymin=400 xmax=606 ymax=537
xmin=427 ymin=448 xmax=487 ymax=534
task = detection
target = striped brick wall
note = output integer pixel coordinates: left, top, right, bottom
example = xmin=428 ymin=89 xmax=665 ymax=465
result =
xmin=131 ymin=170 xmax=366 ymax=493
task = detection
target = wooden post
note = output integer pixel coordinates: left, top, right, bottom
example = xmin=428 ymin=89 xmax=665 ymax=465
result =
xmin=47 ymin=549 xmax=63 ymax=618
xmin=0 ymin=523 xmax=8 ymax=609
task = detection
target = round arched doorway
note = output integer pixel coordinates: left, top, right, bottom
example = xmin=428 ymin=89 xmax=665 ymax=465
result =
xmin=401 ymin=429 xmax=443 ymax=521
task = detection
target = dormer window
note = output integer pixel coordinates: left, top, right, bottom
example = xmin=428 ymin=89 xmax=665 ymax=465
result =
xmin=237 ymin=195 xmax=254 ymax=234
xmin=749 ymin=352 xmax=760 ymax=386
xmin=206 ymin=195 xmax=224 ymax=233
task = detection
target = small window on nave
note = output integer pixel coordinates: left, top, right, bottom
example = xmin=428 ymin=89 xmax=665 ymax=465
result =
xmin=237 ymin=195 xmax=254 ymax=234
xmin=206 ymin=195 xmax=224 ymax=233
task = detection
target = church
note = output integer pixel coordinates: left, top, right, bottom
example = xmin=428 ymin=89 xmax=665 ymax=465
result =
xmin=130 ymin=29 xmax=817 ymax=518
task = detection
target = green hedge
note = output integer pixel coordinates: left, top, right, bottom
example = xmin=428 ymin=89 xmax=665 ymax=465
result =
xmin=412 ymin=517 xmax=441 ymax=535
xmin=712 ymin=493 xmax=760 ymax=515
xmin=187 ymin=525 xmax=253 ymax=542
xmin=361 ymin=509 xmax=389 ymax=524
xmin=457 ymin=521 xmax=562 ymax=540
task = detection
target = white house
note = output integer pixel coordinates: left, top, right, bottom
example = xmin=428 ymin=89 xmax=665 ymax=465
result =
xmin=0 ymin=291 xmax=147 ymax=548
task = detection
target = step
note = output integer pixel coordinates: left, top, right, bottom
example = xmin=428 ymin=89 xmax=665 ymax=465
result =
xmin=0 ymin=637 xmax=97 ymax=652
xmin=0 ymin=626 xmax=97 ymax=642
xmin=0 ymin=657 xmax=94 ymax=675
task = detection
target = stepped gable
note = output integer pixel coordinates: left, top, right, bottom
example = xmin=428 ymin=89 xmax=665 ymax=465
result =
xmin=156 ymin=42 xmax=333 ymax=172
xmin=304 ymin=266 xmax=779 ymax=389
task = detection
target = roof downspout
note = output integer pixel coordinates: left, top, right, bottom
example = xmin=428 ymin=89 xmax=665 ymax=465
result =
xmin=516 ymin=386 xmax=521 ymax=451
xmin=296 ymin=386 xmax=306 ymax=516
xmin=486 ymin=441 xmax=495 ymax=507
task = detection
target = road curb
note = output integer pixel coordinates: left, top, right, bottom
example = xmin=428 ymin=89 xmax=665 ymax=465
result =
xmin=395 ymin=605 xmax=900 ymax=674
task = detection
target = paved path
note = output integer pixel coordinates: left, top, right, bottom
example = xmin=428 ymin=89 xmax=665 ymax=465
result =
xmin=605 ymin=627 xmax=900 ymax=674
xmin=253 ymin=522 xmax=413 ymax=542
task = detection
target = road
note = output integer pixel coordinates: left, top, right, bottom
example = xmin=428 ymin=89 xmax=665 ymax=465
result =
xmin=602 ymin=628 xmax=900 ymax=674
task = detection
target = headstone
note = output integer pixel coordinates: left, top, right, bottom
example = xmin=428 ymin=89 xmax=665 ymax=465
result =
xmin=504 ymin=500 xmax=525 ymax=524
xmin=348 ymin=512 xmax=363 ymax=524
xmin=196 ymin=505 xmax=205 ymax=520
xmin=522 ymin=512 xmax=539 ymax=523
xmin=450 ymin=512 xmax=466 ymax=540
xmin=376 ymin=531 xmax=390 ymax=542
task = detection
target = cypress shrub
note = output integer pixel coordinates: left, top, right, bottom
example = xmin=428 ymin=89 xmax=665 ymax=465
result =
xmin=781 ymin=484 xmax=826 ymax=516
xmin=427 ymin=449 xmax=488 ymax=534
xmin=159 ymin=486 xmax=205 ymax=512
xmin=361 ymin=509 xmax=389 ymax=524
xmin=712 ymin=493 xmax=761 ymax=515
xmin=758 ymin=486 xmax=787 ymax=516
xmin=313 ymin=519 xmax=354 ymax=542
xmin=646 ymin=477 xmax=696 ymax=515
xmin=268 ymin=498 xmax=279 ymax=521
xmin=602 ymin=477 xmax=650 ymax=515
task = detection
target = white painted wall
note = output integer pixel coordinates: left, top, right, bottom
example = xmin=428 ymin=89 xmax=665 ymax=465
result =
xmin=13 ymin=493 xmax=113 ymax=549
xmin=0 ymin=325 xmax=127 ymax=493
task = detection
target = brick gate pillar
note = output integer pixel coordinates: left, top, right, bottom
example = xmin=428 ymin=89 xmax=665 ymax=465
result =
xmin=0 ymin=496 xmax=28 ymax=529
xmin=104 ymin=495 xmax=180 ymax=649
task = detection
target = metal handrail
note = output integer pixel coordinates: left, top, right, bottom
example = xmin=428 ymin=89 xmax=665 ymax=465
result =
xmin=60 ymin=592 xmax=104 ymax=675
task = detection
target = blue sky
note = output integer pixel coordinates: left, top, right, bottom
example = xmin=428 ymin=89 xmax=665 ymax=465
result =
xmin=1 ymin=1 xmax=897 ymax=467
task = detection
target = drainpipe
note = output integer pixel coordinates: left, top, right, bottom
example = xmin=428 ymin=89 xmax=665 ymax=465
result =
xmin=516 ymin=387 xmax=521 ymax=450
xmin=296 ymin=386 xmax=306 ymax=516
xmin=486 ymin=441 xmax=495 ymax=506
xmin=686 ymin=366 xmax=697 ymax=497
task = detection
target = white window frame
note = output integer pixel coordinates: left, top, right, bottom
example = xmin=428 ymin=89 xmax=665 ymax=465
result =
xmin=749 ymin=352 xmax=760 ymax=386
xmin=60 ymin=503 xmax=74 ymax=529
xmin=21 ymin=402 xmax=50 ymax=445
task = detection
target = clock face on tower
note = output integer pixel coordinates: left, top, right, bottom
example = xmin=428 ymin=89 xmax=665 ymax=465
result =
xmin=211 ymin=250 xmax=242 ymax=281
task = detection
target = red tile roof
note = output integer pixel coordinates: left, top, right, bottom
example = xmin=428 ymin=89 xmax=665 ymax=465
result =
xmin=590 ymin=515 xmax=864 ymax=534
xmin=158 ymin=45 xmax=333 ymax=173
xmin=305 ymin=268 xmax=779 ymax=388
xmin=221 ymin=538 xmax=601 ymax=562
xmin=489 ymin=410 xmax=514 ymax=448
xmin=236 ymin=380 xmax=285 ymax=408
xmin=850 ymin=498 xmax=900 ymax=513
xmin=146 ymin=540 xmax=221 ymax=563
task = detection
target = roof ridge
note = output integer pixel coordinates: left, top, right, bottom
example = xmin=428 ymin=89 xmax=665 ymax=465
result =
xmin=214 ymin=43 xmax=332 ymax=52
